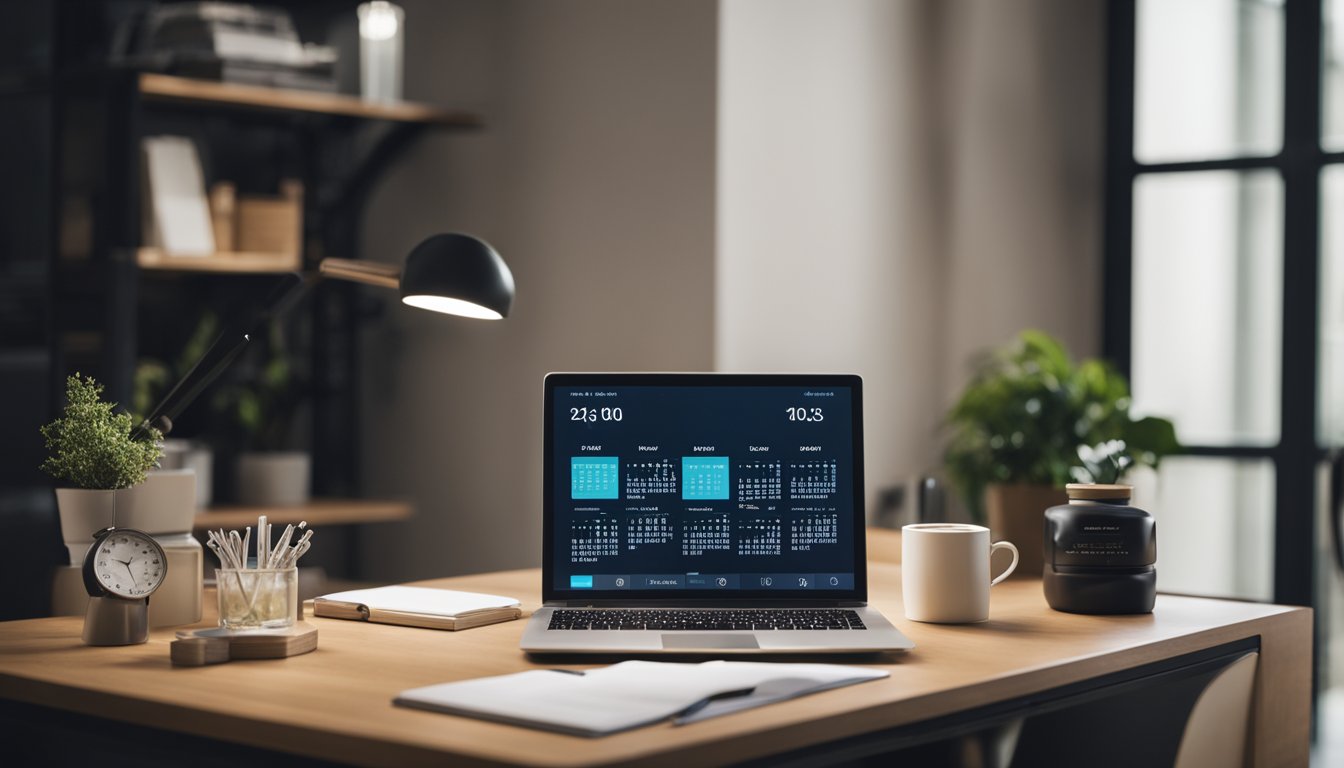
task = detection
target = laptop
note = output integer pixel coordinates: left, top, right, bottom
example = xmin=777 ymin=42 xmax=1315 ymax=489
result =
xmin=520 ymin=373 xmax=914 ymax=654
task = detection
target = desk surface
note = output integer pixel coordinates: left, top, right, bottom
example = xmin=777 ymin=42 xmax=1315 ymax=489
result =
xmin=0 ymin=529 xmax=1312 ymax=767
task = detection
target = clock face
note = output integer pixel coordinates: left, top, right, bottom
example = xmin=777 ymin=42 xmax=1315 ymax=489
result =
xmin=92 ymin=532 xmax=166 ymax=599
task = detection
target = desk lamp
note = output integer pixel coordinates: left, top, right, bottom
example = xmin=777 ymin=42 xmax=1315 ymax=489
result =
xmin=318 ymin=233 xmax=515 ymax=320
xmin=135 ymin=233 xmax=513 ymax=439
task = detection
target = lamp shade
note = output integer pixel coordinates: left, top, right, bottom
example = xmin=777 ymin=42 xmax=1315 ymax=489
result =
xmin=399 ymin=233 xmax=515 ymax=319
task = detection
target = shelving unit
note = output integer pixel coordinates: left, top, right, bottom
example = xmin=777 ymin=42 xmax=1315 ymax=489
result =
xmin=138 ymin=73 xmax=480 ymax=126
xmin=43 ymin=10 xmax=479 ymax=575
xmin=136 ymin=248 xmax=300 ymax=274
xmin=194 ymin=499 xmax=412 ymax=530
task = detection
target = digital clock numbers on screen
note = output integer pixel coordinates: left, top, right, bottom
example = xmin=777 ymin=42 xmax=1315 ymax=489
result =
xmin=570 ymin=406 xmax=624 ymax=422
xmin=786 ymin=406 xmax=824 ymax=422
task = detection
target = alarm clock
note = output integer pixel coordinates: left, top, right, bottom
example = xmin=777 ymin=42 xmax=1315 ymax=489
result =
xmin=81 ymin=527 xmax=168 ymax=646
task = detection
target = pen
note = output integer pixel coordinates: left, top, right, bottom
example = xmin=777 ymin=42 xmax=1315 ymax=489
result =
xmin=281 ymin=533 xmax=309 ymax=568
xmin=258 ymin=515 xmax=269 ymax=570
xmin=287 ymin=535 xmax=313 ymax=567
xmin=271 ymin=524 xmax=295 ymax=568
xmin=209 ymin=531 xmax=238 ymax=569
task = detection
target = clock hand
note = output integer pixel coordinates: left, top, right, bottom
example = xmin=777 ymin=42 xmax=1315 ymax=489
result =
xmin=121 ymin=560 xmax=139 ymax=589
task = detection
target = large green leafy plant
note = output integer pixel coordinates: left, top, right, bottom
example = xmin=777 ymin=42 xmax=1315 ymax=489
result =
xmin=40 ymin=374 xmax=164 ymax=490
xmin=944 ymin=331 xmax=1179 ymax=520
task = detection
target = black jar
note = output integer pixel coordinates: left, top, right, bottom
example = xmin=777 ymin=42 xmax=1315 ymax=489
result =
xmin=1043 ymin=483 xmax=1155 ymax=614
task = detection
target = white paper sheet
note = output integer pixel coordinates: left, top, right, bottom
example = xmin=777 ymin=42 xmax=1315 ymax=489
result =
xmin=394 ymin=660 xmax=888 ymax=737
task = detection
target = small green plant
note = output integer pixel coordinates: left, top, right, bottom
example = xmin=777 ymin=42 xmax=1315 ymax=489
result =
xmin=40 ymin=374 xmax=164 ymax=490
xmin=944 ymin=331 xmax=1179 ymax=520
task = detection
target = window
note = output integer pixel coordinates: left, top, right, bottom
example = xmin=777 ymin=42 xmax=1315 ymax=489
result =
xmin=1106 ymin=0 xmax=1321 ymax=608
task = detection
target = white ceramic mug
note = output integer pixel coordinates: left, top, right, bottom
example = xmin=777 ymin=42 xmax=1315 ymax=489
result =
xmin=902 ymin=523 xmax=1019 ymax=623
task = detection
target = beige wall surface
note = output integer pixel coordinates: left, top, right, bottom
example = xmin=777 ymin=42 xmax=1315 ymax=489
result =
xmin=358 ymin=0 xmax=718 ymax=581
xmin=717 ymin=0 xmax=1104 ymax=518
xmin=938 ymin=0 xmax=1105 ymax=389
xmin=716 ymin=0 xmax=946 ymax=511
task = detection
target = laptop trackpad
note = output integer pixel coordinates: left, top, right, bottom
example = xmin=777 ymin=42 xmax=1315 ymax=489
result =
xmin=662 ymin=633 xmax=760 ymax=650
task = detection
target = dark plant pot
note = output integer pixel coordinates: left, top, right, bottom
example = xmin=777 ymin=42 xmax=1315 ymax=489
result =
xmin=984 ymin=483 xmax=1068 ymax=578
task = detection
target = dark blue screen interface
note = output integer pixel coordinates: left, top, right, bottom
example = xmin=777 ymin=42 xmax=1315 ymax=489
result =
xmin=552 ymin=384 xmax=857 ymax=593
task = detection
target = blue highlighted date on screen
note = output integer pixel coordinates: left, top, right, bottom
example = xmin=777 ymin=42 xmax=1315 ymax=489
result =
xmin=571 ymin=457 xmax=620 ymax=499
xmin=570 ymin=455 xmax=735 ymax=501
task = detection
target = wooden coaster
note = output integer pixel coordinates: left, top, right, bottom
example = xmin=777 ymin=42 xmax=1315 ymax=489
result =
xmin=171 ymin=622 xmax=318 ymax=666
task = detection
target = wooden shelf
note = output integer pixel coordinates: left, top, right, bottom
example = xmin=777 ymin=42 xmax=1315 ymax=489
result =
xmin=136 ymin=248 xmax=300 ymax=274
xmin=139 ymin=73 xmax=481 ymax=127
xmin=195 ymin=499 xmax=413 ymax=530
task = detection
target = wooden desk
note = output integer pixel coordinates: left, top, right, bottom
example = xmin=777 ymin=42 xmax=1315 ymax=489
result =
xmin=0 ymin=556 xmax=1310 ymax=767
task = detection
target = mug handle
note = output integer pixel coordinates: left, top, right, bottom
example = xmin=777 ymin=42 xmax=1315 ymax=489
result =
xmin=989 ymin=541 xmax=1019 ymax=586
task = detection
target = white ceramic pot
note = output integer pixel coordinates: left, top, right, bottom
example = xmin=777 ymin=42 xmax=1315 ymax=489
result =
xmin=237 ymin=452 xmax=311 ymax=506
xmin=55 ymin=469 xmax=198 ymax=565
xmin=55 ymin=488 xmax=115 ymax=566
xmin=160 ymin=439 xmax=213 ymax=508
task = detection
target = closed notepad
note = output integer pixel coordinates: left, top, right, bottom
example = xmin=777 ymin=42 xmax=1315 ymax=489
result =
xmin=313 ymin=586 xmax=521 ymax=631
xmin=394 ymin=660 xmax=889 ymax=737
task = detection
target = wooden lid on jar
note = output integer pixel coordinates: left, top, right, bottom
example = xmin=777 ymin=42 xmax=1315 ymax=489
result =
xmin=1065 ymin=483 xmax=1132 ymax=501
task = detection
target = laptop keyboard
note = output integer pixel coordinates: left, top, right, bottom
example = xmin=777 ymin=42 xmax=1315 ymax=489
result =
xmin=547 ymin=609 xmax=866 ymax=631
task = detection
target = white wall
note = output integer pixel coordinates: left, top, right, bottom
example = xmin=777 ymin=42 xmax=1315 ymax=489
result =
xmin=717 ymin=0 xmax=1105 ymax=516
xmin=939 ymin=0 xmax=1106 ymax=383
xmin=358 ymin=0 xmax=718 ymax=581
xmin=716 ymin=0 xmax=947 ymax=511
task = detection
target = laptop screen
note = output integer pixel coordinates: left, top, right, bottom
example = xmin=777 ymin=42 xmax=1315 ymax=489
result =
xmin=543 ymin=373 xmax=867 ymax=603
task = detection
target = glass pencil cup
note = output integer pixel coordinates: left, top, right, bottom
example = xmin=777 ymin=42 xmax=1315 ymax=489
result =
xmin=216 ymin=568 xmax=298 ymax=630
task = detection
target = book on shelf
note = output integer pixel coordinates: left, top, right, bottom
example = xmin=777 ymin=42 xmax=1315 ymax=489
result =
xmin=312 ymin=585 xmax=521 ymax=631
xmin=142 ymin=135 xmax=215 ymax=256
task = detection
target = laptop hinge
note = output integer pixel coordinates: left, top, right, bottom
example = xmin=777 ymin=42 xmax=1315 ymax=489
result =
xmin=543 ymin=599 xmax=868 ymax=608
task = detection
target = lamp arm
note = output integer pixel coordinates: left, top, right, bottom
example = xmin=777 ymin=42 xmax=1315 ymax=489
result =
xmin=319 ymin=258 xmax=401 ymax=289
xmin=133 ymin=272 xmax=308 ymax=441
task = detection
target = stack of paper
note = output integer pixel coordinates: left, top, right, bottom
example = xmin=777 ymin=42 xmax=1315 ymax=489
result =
xmin=394 ymin=660 xmax=888 ymax=737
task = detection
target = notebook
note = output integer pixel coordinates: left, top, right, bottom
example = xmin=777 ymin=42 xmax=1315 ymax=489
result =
xmin=519 ymin=373 xmax=914 ymax=653
xmin=394 ymin=660 xmax=889 ymax=737
xmin=313 ymin=586 xmax=521 ymax=631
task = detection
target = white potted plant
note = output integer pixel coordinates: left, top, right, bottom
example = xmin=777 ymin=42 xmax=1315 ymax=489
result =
xmin=43 ymin=374 xmax=204 ymax=626
xmin=41 ymin=374 xmax=170 ymax=563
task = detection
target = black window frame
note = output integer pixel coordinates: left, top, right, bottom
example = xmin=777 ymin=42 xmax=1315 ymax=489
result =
xmin=1104 ymin=0 xmax=1328 ymax=614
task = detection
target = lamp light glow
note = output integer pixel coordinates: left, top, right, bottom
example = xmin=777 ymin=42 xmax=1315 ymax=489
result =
xmin=401 ymin=295 xmax=504 ymax=320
